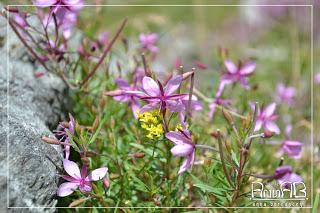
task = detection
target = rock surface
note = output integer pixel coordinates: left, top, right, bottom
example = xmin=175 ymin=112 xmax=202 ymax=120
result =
xmin=0 ymin=12 xmax=67 ymax=212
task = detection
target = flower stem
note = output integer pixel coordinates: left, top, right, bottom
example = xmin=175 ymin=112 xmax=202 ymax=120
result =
xmin=216 ymin=130 xmax=234 ymax=188
xmin=195 ymin=144 xmax=218 ymax=152
xmin=193 ymin=87 xmax=246 ymax=119
xmin=5 ymin=14 xmax=49 ymax=72
xmin=186 ymin=71 xmax=195 ymax=120
xmin=80 ymin=17 xmax=128 ymax=87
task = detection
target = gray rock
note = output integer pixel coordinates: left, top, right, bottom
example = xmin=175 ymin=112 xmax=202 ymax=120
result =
xmin=0 ymin=11 xmax=67 ymax=212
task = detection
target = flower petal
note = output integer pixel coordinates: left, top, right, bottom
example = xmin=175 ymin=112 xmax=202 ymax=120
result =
xmin=264 ymin=103 xmax=276 ymax=117
xmin=171 ymin=144 xmax=194 ymax=156
xmin=254 ymin=119 xmax=263 ymax=132
xmin=239 ymin=61 xmax=256 ymax=75
xmin=147 ymin=33 xmax=158 ymax=43
xmin=224 ymin=60 xmax=238 ymax=74
xmin=178 ymin=152 xmax=194 ymax=174
xmin=142 ymin=77 xmax=160 ymax=96
xmin=63 ymin=159 xmax=81 ymax=179
xmin=166 ymin=131 xmax=188 ymax=145
xmin=33 ymin=0 xmax=57 ymax=7
xmin=278 ymin=173 xmax=302 ymax=185
xmin=131 ymin=98 xmax=141 ymax=119
xmin=167 ymin=100 xmax=184 ymax=112
xmin=265 ymin=121 xmax=280 ymax=134
xmin=139 ymin=102 xmax=158 ymax=113
xmin=57 ymin=182 xmax=79 ymax=197
xmin=209 ymin=102 xmax=217 ymax=119
xmin=115 ymin=78 xmax=130 ymax=89
xmin=164 ymin=75 xmax=182 ymax=95
xmin=87 ymin=167 xmax=108 ymax=181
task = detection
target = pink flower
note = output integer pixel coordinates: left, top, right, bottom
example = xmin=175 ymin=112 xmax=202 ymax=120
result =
xmin=33 ymin=0 xmax=84 ymax=13
xmin=276 ymin=83 xmax=296 ymax=106
xmin=221 ymin=59 xmax=256 ymax=89
xmin=254 ymin=102 xmax=280 ymax=134
xmin=139 ymin=33 xmax=159 ymax=53
xmin=278 ymin=125 xmax=303 ymax=159
xmin=315 ymin=72 xmax=320 ymax=84
xmin=274 ymin=165 xmax=302 ymax=186
xmin=279 ymin=140 xmax=303 ymax=159
xmin=60 ymin=11 xmax=77 ymax=39
xmin=128 ymin=76 xmax=187 ymax=113
xmin=57 ymin=159 xmax=108 ymax=197
xmin=54 ymin=114 xmax=75 ymax=159
xmin=104 ymin=78 xmax=141 ymax=118
xmin=193 ymin=60 xmax=208 ymax=70
xmin=209 ymin=81 xmax=231 ymax=119
xmin=166 ymin=129 xmax=195 ymax=174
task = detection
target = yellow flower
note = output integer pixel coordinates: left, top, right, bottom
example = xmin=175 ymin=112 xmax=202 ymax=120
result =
xmin=138 ymin=110 xmax=163 ymax=139
xmin=175 ymin=123 xmax=189 ymax=131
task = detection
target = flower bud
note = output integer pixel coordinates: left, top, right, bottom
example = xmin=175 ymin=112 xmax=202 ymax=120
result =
xmin=104 ymin=89 xmax=123 ymax=97
xmin=182 ymin=71 xmax=194 ymax=80
xmin=263 ymin=130 xmax=274 ymax=138
xmin=210 ymin=131 xmax=219 ymax=139
xmin=193 ymin=61 xmax=207 ymax=70
xmin=68 ymin=198 xmax=88 ymax=207
xmin=102 ymin=177 xmax=110 ymax=189
xmin=222 ymin=108 xmax=234 ymax=125
xmin=34 ymin=71 xmax=45 ymax=78
xmin=91 ymin=117 xmax=100 ymax=132
xmin=86 ymin=151 xmax=98 ymax=157
xmin=129 ymin=152 xmax=145 ymax=158
xmin=41 ymin=136 xmax=60 ymax=145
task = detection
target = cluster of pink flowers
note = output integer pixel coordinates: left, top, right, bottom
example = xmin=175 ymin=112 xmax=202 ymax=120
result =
xmin=53 ymin=115 xmax=109 ymax=197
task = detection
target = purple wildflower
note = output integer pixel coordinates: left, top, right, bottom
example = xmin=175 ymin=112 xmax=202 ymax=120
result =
xmin=104 ymin=78 xmax=141 ymax=118
xmin=54 ymin=114 xmax=75 ymax=159
xmin=274 ymin=165 xmax=302 ymax=186
xmin=139 ymin=33 xmax=159 ymax=53
xmin=166 ymin=129 xmax=195 ymax=174
xmin=33 ymin=0 xmax=84 ymax=13
xmin=221 ymin=59 xmax=256 ymax=89
xmin=57 ymin=159 xmax=108 ymax=197
xmin=276 ymin=83 xmax=296 ymax=106
xmin=279 ymin=140 xmax=303 ymax=159
xmin=278 ymin=125 xmax=303 ymax=159
xmin=254 ymin=102 xmax=280 ymax=134
xmin=127 ymin=76 xmax=187 ymax=113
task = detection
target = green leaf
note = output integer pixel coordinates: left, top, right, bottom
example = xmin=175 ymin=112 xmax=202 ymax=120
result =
xmin=190 ymin=174 xmax=225 ymax=196
xmin=66 ymin=132 xmax=80 ymax=153
xmin=129 ymin=143 xmax=158 ymax=157
xmin=131 ymin=175 xmax=150 ymax=193
xmin=313 ymin=190 xmax=320 ymax=213
xmin=231 ymin=150 xmax=239 ymax=167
